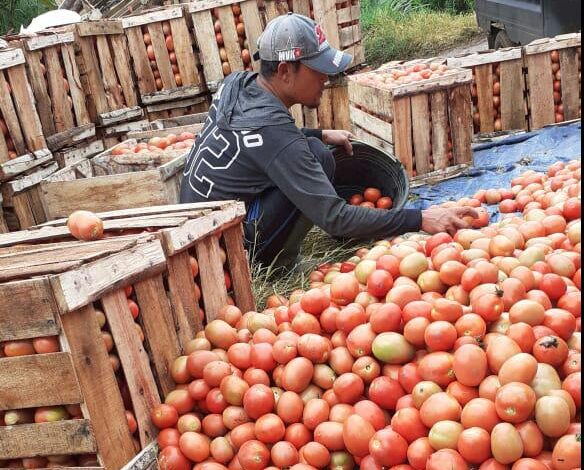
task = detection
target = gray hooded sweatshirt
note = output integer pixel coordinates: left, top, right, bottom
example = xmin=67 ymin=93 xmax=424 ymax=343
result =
xmin=179 ymin=71 xmax=422 ymax=239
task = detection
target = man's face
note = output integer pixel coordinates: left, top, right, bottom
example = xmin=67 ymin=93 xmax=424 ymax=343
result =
xmin=283 ymin=63 xmax=329 ymax=108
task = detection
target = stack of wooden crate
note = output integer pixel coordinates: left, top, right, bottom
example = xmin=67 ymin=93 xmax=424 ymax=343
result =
xmin=523 ymin=32 xmax=581 ymax=130
xmin=447 ymin=47 xmax=528 ymax=134
xmin=122 ymin=6 xmax=211 ymax=122
xmin=348 ymin=62 xmax=474 ymax=179
xmin=0 ymin=47 xmax=55 ymax=233
xmin=0 ymin=201 xmax=254 ymax=470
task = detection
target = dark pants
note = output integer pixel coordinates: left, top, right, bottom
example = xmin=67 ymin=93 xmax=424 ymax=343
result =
xmin=244 ymin=137 xmax=336 ymax=268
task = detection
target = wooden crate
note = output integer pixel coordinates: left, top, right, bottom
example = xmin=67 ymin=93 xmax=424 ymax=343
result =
xmin=348 ymin=63 xmax=473 ymax=177
xmin=38 ymin=123 xmax=205 ymax=221
xmin=188 ymin=0 xmax=263 ymax=92
xmin=144 ymin=93 xmax=211 ymax=122
xmin=447 ymin=47 xmax=528 ymax=134
xmin=0 ymin=47 xmax=52 ymax=182
xmin=74 ymin=20 xmax=144 ymax=128
xmin=0 ymin=201 xmax=254 ymax=470
xmin=122 ymin=6 xmax=206 ymax=105
xmin=524 ymin=32 xmax=581 ymax=130
xmin=148 ymin=110 xmax=209 ymax=130
xmin=12 ymin=30 xmax=95 ymax=151
xmin=53 ymin=139 xmax=106 ymax=169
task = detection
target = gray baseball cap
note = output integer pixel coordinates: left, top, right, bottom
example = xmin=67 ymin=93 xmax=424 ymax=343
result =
xmin=254 ymin=13 xmax=353 ymax=75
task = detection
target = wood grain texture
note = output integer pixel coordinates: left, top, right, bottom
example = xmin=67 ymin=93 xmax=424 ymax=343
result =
xmin=312 ymin=0 xmax=340 ymax=49
xmin=430 ymin=90 xmax=450 ymax=170
xmin=349 ymin=106 xmax=392 ymax=143
xmin=559 ymin=48 xmax=580 ymax=121
xmin=195 ymin=235 xmax=228 ymax=322
xmin=499 ymin=59 xmax=528 ymax=131
xmin=79 ymin=36 xmax=109 ymax=116
xmin=392 ymin=96 xmax=414 ymax=176
xmin=474 ymin=63 xmax=495 ymax=133
xmin=526 ymin=53 xmax=555 ymax=129
xmin=125 ymin=26 xmax=157 ymax=95
xmin=62 ymin=43 xmax=90 ymax=125
xmin=0 ymin=353 xmax=82 ymax=410
xmin=44 ymin=46 xmax=74 ymax=132
xmin=169 ymin=17 xmax=199 ymax=87
xmin=217 ymin=6 xmax=244 ymax=72
xmin=448 ymin=84 xmax=473 ymax=165
xmin=96 ymin=36 xmax=125 ymax=110
xmin=148 ymin=22 xmax=176 ymax=90
xmin=223 ymin=225 xmax=256 ymax=313
xmin=24 ymin=50 xmax=56 ymax=136
xmin=410 ymin=93 xmax=431 ymax=175
xmin=0 ymin=72 xmax=26 ymax=155
xmin=110 ymin=35 xmax=139 ymax=107
xmin=192 ymin=10 xmax=224 ymax=85
xmin=240 ymin=1 xmax=264 ymax=72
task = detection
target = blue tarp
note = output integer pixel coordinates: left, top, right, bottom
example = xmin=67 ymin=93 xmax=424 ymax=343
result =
xmin=405 ymin=121 xmax=582 ymax=221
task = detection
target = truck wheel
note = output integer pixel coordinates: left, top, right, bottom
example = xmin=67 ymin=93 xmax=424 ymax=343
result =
xmin=494 ymin=29 xmax=516 ymax=49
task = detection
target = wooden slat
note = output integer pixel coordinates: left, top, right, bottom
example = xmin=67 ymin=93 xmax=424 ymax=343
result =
xmin=166 ymin=250 xmax=204 ymax=347
xmin=148 ymin=22 xmax=176 ymax=89
xmin=0 ymin=353 xmax=82 ymax=410
xmin=448 ymin=84 xmax=473 ymax=165
xmin=0 ymin=48 xmax=25 ymax=70
xmin=62 ymin=43 xmax=90 ymax=126
xmin=26 ymin=32 xmax=75 ymax=51
xmin=96 ymin=36 xmax=125 ymax=109
xmin=5 ymin=64 xmax=46 ymax=152
xmin=44 ymin=46 xmax=74 ymax=132
xmin=217 ymin=6 xmax=245 ymax=73
xmin=0 ymin=72 xmax=26 ymax=156
xmin=337 ymin=4 xmax=361 ymax=23
xmin=524 ymin=33 xmax=581 ymax=55
xmin=526 ymin=53 xmax=555 ymax=130
xmin=263 ymin=0 xmax=280 ymax=21
xmin=410 ymin=93 xmax=431 ymax=175
xmin=11 ymin=191 xmax=37 ymax=230
xmin=110 ymin=35 xmax=139 ymax=107
xmin=223 ymin=225 xmax=256 ymax=313
xmin=0 ymin=120 xmax=9 ymax=163
xmin=290 ymin=104 xmax=304 ymax=127
xmin=447 ymin=47 xmax=522 ymax=68
xmin=134 ymin=274 xmax=180 ymax=397
xmin=313 ymin=0 xmax=340 ymax=49
xmin=24 ymin=50 xmax=55 ymax=136
xmin=303 ymin=106 xmax=319 ymax=128
xmin=61 ymin=303 xmax=136 ymax=469
xmin=196 ymin=235 xmax=229 ymax=321
xmin=392 ymin=96 xmax=413 ymax=176
xmin=240 ymin=1 xmax=264 ymax=72
xmin=353 ymin=125 xmax=395 ymax=154
xmin=348 ymin=80 xmax=393 ymax=122
xmin=0 ymin=278 xmax=59 ymax=341
xmin=349 ymin=106 xmax=392 ymax=143
xmin=474 ymin=63 xmax=495 ymax=133
xmin=77 ymin=20 xmax=124 ymax=36
xmin=51 ymin=239 xmax=167 ymax=313
xmin=125 ymin=26 xmax=157 ymax=95
xmin=169 ymin=17 xmax=198 ymax=87
xmin=499 ymin=59 xmax=527 ymax=131
xmin=0 ymin=420 xmax=96 ymax=459
xmin=430 ymin=90 xmax=450 ymax=170
xmin=192 ymin=10 xmax=224 ymax=86
xmin=121 ymin=6 xmax=183 ymax=28
xmin=101 ymin=289 xmax=161 ymax=447
xmin=339 ymin=24 xmax=361 ymax=49
xmin=79 ymin=36 xmax=109 ymax=116
xmin=332 ymin=83 xmax=351 ymax=131
xmin=559 ymin=48 xmax=580 ymax=121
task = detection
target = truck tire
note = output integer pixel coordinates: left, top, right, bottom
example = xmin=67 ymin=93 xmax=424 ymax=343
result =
xmin=494 ymin=29 xmax=517 ymax=49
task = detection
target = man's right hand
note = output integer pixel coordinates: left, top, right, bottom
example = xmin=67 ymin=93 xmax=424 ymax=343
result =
xmin=421 ymin=206 xmax=479 ymax=236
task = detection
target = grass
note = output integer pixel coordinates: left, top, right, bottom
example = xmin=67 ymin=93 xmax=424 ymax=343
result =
xmin=361 ymin=0 xmax=483 ymax=66
xmin=0 ymin=0 xmax=56 ymax=36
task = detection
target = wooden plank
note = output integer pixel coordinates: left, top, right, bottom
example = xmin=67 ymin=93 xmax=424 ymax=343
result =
xmin=410 ymin=93 xmax=431 ymax=175
xmin=99 ymin=106 xmax=144 ymax=126
xmin=526 ymin=53 xmax=556 ymax=129
xmin=188 ymin=0 xmax=242 ymax=13
xmin=4 ymin=65 xmax=46 ymax=152
xmin=0 ymin=420 xmax=95 ymax=459
xmin=5 ymin=161 xmax=58 ymax=195
xmin=559 ymin=48 xmax=580 ymax=121
xmin=0 ymin=353 xmax=82 ymax=410
xmin=196 ymin=235 xmax=229 ymax=322
xmin=499 ymin=59 xmax=527 ymax=131
xmin=448 ymin=84 xmax=473 ymax=165
xmin=121 ymin=5 xmax=183 ymax=29
xmin=524 ymin=33 xmax=581 ymax=55
xmin=101 ymin=289 xmax=161 ymax=447
xmin=169 ymin=17 xmax=198 ymax=87
xmin=110 ymin=35 xmax=139 ymax=108
xmin=166 ymin=251 xmax=204 ymax=348
xmin=0 ymin=278 xmax=59 ymax=341
xmin=141 ymin=85 xmax=206 ymax=104
xmin=474 ymin=63 xmax=495 ymax=133
xmin=51 ymin=239 xmax=167 ymax=313
xmin=263 ymin=0 xmax=280 ymax=21
xmin=348 ymin=80 xmax=393 ymax=122
xmin=24 ymin=50 xmax=56 ymax=136
xmin=430 ymin=90 xmax=450 ymax=170
xmin=148 ymin=22 xmax=176 ymax=89
xmin=0 ymin=121 xmax=9 ymax=163
xmin=313 ymin=0 xmax=340 ymax=49
xmin=336 ymin=4 xmax=361 ymax=23
xmin=447 ymin=47 xmax=522 ymax=68
xmin=79 ymin=36 xmax=109 ymax=116
xmin=303 ymin=106 xmax=319 ymax=129
xmin=55 ymin=140 xmax=104 ymax=168
xmin=11 ymin=191 xmax=37 ymax=229
xmin=217 ymin=6 xmax=245 ymax=73
xmin=45 ymin=124 xmax=96 ymax=152
xmin=332 ymin=83 xmax=351 ymax=131
xmin=96 ymin=36 xmax=126 ymax=110
xmin=0 ymin=48 xmax=25 ymax=70
xmin=391 ymin=69 xmax=472 ymax=98
xmin=339 ymin=24 xmax=361 ymax=49
xmin=240 ymin=1 xmax=264 ymax=72
xmin=316 ymin=88 xmax=333 ymax=130
xmin=125 ymin=26 xmax=157 ymax=95
xmin=0 ymin=72 xmax=26 ymax=156
xmin=223 ymin=225 xmax=256 ymax=313
xmin=26 ymin=32 xmax=75 ymax=51
xmin=392 ymin=96 xmax=414 ymax=176
xmin=349 ymin=106 xmax=392 ymax=143
xmin=77 ymin=20 xmax=124 ymax=36
xmin=61 ymin=302 xmax=136 ymax=469
xmin=290 ymin=104 xmax=304 ymax=127
xmin=63 ymin=43 xmax=90 ymax=126
xmin=134 ymin=274 xmax=180 ymax=397
xmin=192 ymin=10 xmax=224 ymax=86
xmin=44 ymin=46 xmax=74 ymax=132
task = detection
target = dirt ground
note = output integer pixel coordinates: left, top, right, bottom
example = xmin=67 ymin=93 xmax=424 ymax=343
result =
xmin=430 ymin=34 xmax=490 ymax=59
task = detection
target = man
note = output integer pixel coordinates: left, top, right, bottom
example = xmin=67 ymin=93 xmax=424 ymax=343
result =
xmin=180 ymin=13 xmax=477 ymax=268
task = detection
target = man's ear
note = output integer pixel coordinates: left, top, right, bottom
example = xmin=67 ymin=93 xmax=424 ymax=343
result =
xmin=277 ymin=62 xmax=294 ymax=82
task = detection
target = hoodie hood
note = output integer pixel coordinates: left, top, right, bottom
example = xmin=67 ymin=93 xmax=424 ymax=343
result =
xmin=215 ymin=71 xmax=295 ymax=132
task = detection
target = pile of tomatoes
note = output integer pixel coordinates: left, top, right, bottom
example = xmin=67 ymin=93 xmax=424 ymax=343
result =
xmin=111 ymin=131 xmax=196 ymax=156
xmin=150 ymin=159 xmax=581 ymax=470
xmin=348 ymin=187 xmax=394 ymax=210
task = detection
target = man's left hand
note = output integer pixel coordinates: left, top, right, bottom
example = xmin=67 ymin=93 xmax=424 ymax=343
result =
xmin=322 ymin=130 xmax=354 ymax=156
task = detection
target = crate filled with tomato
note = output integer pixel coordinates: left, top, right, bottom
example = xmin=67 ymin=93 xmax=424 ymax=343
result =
xmin=37 ymin=124 xmax=204 ymax=222
xmin=122 ymin=6 xmax=208 ymax=107
xmin=133 ymin=158 xmax=580 ymax=470
xmin=447 ymin=46 xmax=528 ymax=134
xmin=348 ymin=62 xmax=474 ymax=179
xmin=0 ymin=200 xmax=255 ymax=470
xmin=524 ymin=33 xmax=581 ymax=130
